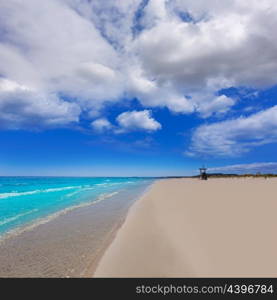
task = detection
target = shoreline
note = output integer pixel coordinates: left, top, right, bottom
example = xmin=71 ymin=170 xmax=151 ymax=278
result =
xmin=0 ymin=182 xmax=152 ymax=277
xmin=94 ymin=178 xmax=277 ymax=277
xmin=89 ymin=182 xmax=156 ymax=277
xmin=0 ymin=190 xmax=121 ymax=246
xmin=1 ymin=178 xmax=276 ymax=277
xmin=83 ymin=215 xmax=126 ymax=277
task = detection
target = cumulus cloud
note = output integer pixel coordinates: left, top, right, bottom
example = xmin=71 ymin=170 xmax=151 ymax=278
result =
xmin=91 ymin=118 xmax=113 ymax=133
xmin=1 ymin=0 xmax=277 ymax=132
xmin=116 ymin=110 xmax=161 ymax=133
xmin=187 ymin=105 xmax=277 ymax=157
xmin=131 ymin=0 xmax=277 ymax=114
xmin=127 ymin=66 xmax=196 ymax=114
xmin=209 ymin=162 xmax=277 ymax=174
xmin=137 ymin=0 xmax=277 ymax=89
xmin=0 ymin=0 xmax=124 ymax=123
xmin=193 ymin=94 xmax=236 ymax=118
xmin=91 ymin=110 xmax=161 ymax=134
xmin=0 ymin=78 xmax=79 ymax=129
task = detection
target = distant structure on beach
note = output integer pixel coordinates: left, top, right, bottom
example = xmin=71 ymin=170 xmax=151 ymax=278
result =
xmin=199 ymin=166 xmax=208 ymax=180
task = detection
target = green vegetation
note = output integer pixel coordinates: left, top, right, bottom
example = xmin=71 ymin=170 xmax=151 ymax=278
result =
xmin=206 ymin=173 xmax=277 ymax=178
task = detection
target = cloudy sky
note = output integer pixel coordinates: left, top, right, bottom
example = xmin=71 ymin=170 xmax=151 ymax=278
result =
xmin=1 ymin=0 xmax=277 ymax=176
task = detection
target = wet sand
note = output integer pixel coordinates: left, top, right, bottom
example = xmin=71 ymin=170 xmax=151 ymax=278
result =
xmin=0 ymin=185 xmax=148 ymax=277
xmin=95 ymin=178 xmax=277 ymax=277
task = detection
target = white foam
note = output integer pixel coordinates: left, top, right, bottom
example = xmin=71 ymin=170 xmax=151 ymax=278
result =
xmin=0 ymin=191 xmax=120 ymax=244
xmin=0 ymin=209 xmax=38 ymax=226
xmin=0 ymin=186 xmax=83 ymax=199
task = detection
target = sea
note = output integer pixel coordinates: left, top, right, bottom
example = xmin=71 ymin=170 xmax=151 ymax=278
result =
xmin=0 ymin=176 xmax=154 ymax=239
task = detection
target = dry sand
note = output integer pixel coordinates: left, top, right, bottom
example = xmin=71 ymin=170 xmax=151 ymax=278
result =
xmin=94 ymin=178 xmax=277 ymax=277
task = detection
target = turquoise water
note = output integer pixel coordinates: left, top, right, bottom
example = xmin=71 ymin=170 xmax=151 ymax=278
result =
xmin=0 ymin=177 xmax=153 ymax=237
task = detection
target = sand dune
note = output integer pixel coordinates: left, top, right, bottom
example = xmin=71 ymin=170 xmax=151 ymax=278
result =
xmin=94 ymin=178 xmax=277 ymax=277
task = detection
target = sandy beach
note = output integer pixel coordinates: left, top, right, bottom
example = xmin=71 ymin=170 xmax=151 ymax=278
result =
xmin=0 ymin=184 xmax=149 ymax=278
xmin=94 ymin=178 xmax=277 ymax=277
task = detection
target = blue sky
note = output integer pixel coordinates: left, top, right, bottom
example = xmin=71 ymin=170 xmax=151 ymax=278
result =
xmin=0 ymin=0 xmax=277 ymax=176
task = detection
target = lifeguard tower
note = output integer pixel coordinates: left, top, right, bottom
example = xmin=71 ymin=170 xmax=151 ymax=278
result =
xmin=199 ymin=167 xmax=208 ymax=180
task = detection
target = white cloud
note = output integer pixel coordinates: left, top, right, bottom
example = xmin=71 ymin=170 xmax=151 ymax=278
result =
xmin=116 ymin=110 xmax=161 ymax=132
xmin=187 ymin=105 xmax=277 ymax=157
xmin=133 ymin=0 xmax=277 ymax=111
xmin=132 ymin=0 xmax=277 ymax=116
xmin=64 ymin=0 xmax=141 ymax=48
xmin=1 ymin=0 xmax=277 ymax=130
xmin=194 ymin=94 xmax=236 ymax=118
xmin=91 ymin=118 xmax=113 ymax=133
xmin=92 ymin=110 xmax=161 ymax=134
xmin=209 ymin=162 xmax=277 ymax=174
xmin=0 ymin=79 xmax=79 ymax=129
xmin=0 ymin=0 xmax=124 ymax=118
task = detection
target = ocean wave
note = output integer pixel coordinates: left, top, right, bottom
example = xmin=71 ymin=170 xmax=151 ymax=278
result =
xmin=94 ymin=182 xmax=123 ymax=186
xmin=64 ymin=190 xmax=81 ymax=198
xmin=0 ymin=186 xmax=83 ymax=199
xmin=0 ymin=191 xmax=120 ymax=244
xmin=95 ymin=191 xmax=119 ymax=202
xmin=64 ymin=186 xmax=96 ymax=198
xmin=0 ymin=209 xmax=38 ymax=226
